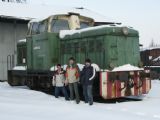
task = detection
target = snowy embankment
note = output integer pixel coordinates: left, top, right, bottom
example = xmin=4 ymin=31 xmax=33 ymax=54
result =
xmin=0 ymin=80 xmax=160 ymax=120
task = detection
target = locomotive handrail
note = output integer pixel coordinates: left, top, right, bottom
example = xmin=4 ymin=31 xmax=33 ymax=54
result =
xmin=7 ymin=55 xmax=12 ymax=70
xmin=11 ymin=54 xmax=15 ymax=69
xmin=7 ymin=54 xmax=15 ymax=70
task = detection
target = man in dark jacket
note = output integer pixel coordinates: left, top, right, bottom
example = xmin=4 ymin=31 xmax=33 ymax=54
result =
xmin=80 ymin=59 xmax=96 ymax=105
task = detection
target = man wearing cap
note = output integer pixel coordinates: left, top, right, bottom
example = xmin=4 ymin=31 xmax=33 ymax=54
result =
xmin=80 ymin=59 xmax=96 ymax=105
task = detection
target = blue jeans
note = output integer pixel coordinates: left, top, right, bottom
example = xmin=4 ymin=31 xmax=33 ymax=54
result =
xmin=83 ymin=85 xmax=93 ymax=104
xmin=55 ymin=86 xmax=69 ymax=100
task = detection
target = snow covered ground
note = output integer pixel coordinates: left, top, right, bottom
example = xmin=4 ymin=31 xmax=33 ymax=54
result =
xmin=0 ymin=80 xmax=160 ymax=120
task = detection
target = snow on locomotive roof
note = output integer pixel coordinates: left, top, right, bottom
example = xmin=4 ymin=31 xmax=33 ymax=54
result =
xmin=112 ymin=64 xmax=143 ymax=72
xmin=59 ymin=24 xmax=127 ymax=38
xmin=50 ymin=63 xmax=100 ymax=71
xmin=0 ymin=2 xmax=116 ymax=23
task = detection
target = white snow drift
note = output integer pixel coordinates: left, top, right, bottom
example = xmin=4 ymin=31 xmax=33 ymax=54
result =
xmin=0 ymin=80 xmax=160 ymax=120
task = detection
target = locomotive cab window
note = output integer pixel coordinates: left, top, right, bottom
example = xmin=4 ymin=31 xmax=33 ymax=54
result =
xmin=17 ymin=46 xmax=26 ymax=65
xmin=51 ymin=19 xmax=69 ymax=33
xmin=80 ymin=22 xmax=90 ymax=29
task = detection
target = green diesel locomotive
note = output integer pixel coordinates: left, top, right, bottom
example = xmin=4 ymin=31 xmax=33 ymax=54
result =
xmin=8 ymin=13 xmax=151 ymax=99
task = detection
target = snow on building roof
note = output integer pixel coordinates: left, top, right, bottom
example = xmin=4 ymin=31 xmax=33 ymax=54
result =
xmin=112 ymin=64 xmax=143 ymax=72
xmin=140 ymin=46 xmax=160 ymax=51
xmin=0 ymin=2 xmax=116 ymax=23
xmin=153 ymin=56 xmax=160 ymax=62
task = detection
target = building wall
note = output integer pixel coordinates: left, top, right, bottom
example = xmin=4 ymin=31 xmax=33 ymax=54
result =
xmin=0 ymin=19 xmax=28 ymax=80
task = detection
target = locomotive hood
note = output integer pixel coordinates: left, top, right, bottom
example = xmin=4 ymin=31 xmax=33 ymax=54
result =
xmin=59 ymin=25 xmax=139 ymax=39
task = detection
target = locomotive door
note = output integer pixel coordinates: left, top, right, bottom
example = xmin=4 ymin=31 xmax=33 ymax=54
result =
xmin=79 ymin=41 xmax=87 ymax=63
xmin=87 ymin=37 xmax=104 ymax=68
xmin=74 ymin=40 xmax=87 ymax=64
xmin=61 ymin=42 xmax=73 ymax=64
xmin=95 ymin=37 xmax=105 ymax=68
xmin=32 ymin=38 xmax=49 ymax=70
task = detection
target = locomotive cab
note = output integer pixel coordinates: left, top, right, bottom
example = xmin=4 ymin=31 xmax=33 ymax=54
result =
xmin=27 ymin=14 xmax=94 ymax=35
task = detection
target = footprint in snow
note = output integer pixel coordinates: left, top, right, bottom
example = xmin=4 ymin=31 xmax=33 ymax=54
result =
xmin=135 ymin=112 xmax=146 ymax=116
xmin=106 ymin=107 xmax=113 ymax=110
xmin=153 ymin=115 xmax=160 ymax=119
xmin=120 ymin=108 xmax=128 ymax=112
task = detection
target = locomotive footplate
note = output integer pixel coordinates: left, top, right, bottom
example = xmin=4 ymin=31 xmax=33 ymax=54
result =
xmin=7 ymin=70 xmax=27 ymax=86
xmin=26 ymin=70 xmax=54 ymax=90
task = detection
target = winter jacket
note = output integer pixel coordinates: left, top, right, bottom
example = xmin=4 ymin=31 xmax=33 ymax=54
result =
xmin=80 ymin=65 xmax=96 ymax=85
xmin=53 ymin=69 xmax=65 ymax=87
xmin=65 ymin=64 xmax=80 ymax=83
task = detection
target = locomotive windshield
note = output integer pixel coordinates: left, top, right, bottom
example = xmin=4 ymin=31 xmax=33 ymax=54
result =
xmin=31 ymin=22 xmax=39 ymax=34
xmin=51 ymin=19 xmax=69 ymax=33
xmin=31 ymin=21 xmax=48 ymax=35
xmin=38 ymin=21 xmax=48 ymax=33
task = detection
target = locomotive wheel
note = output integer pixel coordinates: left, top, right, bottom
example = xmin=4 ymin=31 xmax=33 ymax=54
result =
xmin=26 ymin=78 xmax=35 ymax=90
xmin=8 ymin=79 xmax=14 ymax=86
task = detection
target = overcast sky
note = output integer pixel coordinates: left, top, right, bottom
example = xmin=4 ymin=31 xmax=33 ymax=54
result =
xmin=28 ymin=0 xmax=160 ymax=47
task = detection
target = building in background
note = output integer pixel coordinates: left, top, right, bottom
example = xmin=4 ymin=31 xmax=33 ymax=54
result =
xmin=140 ymin=46 xmax=160 ymax=66
xmin=1 ymin=0 xmax=26 ymax=3
xmin=140 ymin=46 xmax=160 ymax=79
xmin=0 ymin=17 xmax=28 ymax=81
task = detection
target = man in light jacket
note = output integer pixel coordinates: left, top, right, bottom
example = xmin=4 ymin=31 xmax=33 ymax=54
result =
xmin=53 ymin=64 xmax=69 ymax=100
xmin=65 ymin=57 xmax=80 ymax=104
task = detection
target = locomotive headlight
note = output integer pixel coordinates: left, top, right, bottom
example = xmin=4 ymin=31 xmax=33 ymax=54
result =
xmin=122 ymin=27 xmax=129 ymax=35
xmin=129 ymin=71 xmax=134 ymax=75
xmin=145 ymin=70 xmax=150 ymax=73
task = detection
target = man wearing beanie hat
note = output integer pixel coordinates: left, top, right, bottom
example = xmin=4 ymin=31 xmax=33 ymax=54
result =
xmin=80 ymin=58 xmax=96 ymax=105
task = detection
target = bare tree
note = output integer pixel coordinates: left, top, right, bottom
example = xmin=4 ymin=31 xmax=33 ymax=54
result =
xmin=1 ymin=0 xmax=26 ymax=3
xmin=149 ymin=39 xmax=155 ymax=47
